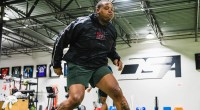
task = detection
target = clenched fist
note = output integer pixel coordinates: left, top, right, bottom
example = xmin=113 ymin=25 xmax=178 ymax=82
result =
xmin=113 ymin=59 xmax=123 ymax=71
xmin=53 ymin=67 xmax=63 ymax=76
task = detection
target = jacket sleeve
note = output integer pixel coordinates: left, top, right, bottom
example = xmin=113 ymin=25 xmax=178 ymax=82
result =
xmin=51 ymin=20 xmax=79 ymax=68
xmin=108 ymin=41 xmax=121 ymax=62
xmin=107 ymin=30 xmax=121 ymax=62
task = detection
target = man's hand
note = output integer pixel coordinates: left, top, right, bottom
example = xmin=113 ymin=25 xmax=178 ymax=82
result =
xmin=86 ymin=87 xmax=92 ymax=93
xmin=113 ymin=59 xmax=123 ymax=71
xmin=53 ymin=67 xmax=63 ymax=76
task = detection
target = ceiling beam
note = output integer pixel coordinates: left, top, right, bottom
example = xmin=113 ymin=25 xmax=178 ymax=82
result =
xmin=7 ymin=5 xmax=59 ymax=35
xmin=2 ymin=35 xmax=33 ymax=48
xmin=3 ymin=26 xmax=52 ymax=52
xmin=113 ymin=20 xmax=131 ymax=47
xmin=2 ymin=35 xmax=52 ymax=56
xmin=6 ymin=5 xmax=58 ymax=44
xmin=45 ymin=0 xmax=61 ymax=11
xmin=75 ymin=0 xmax=81 ymax=8
xmin=0 ymin=1 xmax=4 ymax=56
xmin=45 ymin=0 xmax=74 ymax=21
xmin=2 ymin=37 xmax=32 ymax=56
xmin=6 ymin=6 xmax=92 ymax=22
xmin=164 ymin=28 xmax=200 ymax=33
xmin=141 ymin=1 xmax=163 ymax=42
xmin=116 ymin=1 xmax=195 ymax=18
xmin=2 ymin=45 xmax=31 ymax=56
xmin=1 ymin=0 xmax=26 ymax=6
xmin=26 ymin=0 xmax=40 ymax=17
xmin=195 ymin=0 xmax=199 ymax=42
xmin=150 ymin=0 xmax=194 ymax=7
xmin=118 ymin=7 xmax=195 ymax=19
xmin=61 ymin=0 xmax=74 ymax=11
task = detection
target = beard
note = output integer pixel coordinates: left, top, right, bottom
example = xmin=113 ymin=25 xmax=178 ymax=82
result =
xmin=101 ymin=15 xmax=114 ymax=23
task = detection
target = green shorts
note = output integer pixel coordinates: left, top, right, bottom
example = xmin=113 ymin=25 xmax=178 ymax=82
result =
xmin=66 ymin=62 xmax=112 ymax=89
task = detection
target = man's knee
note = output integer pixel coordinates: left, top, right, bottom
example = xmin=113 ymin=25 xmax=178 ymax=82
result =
xmin=69 ymin=94 xmax=84 ymax=106
xmin=110 ymin=86 xmax=122 ymax=99
xmin=101 ymin=100 xmax=106 ymax=104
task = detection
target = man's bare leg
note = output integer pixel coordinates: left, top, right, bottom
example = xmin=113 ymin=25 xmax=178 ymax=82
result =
xmin=96 ymin=74 xmax=130 ymax=110
xmin=57 ymin=84 xmax=85 ymax=110
xmin=100 ymin=97 xmax=108 ymax=110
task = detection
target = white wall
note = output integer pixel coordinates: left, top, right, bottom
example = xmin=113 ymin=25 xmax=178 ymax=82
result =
xmin=0 ymin=38 xmax=200 ymax=110
xmin=110 ymin=38 xmax=200 ymax=110
xmin=0 ymin=52 xmax=99 ymax=110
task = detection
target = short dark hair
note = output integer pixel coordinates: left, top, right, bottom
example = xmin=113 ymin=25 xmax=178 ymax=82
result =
xmin=96 ymin=0 xmax=111 ymax=9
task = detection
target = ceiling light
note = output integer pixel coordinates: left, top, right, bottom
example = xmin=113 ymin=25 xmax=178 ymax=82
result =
xmin=3 ymin=16 xmax=10 ymax=21
xmin=3 ymin=13 xmax=10 ymax=21
xmin=3 ymin=27 xmax=14 ymax=33
xmin=119 ymin=0 xmax=130 ymax=1
xmin=146 ymin=33 xmax=155 ymax=39
xmin=140 ymin=8 xmax=145 ymax=11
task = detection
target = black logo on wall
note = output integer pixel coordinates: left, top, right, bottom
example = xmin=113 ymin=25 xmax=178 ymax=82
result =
xmin=121 ymin=55 xmax=181 ymax=79
xmin=195 ymin=53 xmax=200 ymax=69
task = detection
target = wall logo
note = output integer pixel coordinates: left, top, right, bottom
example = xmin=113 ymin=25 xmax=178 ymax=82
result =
xmin=121 ymin=55 xmax=181 ymax=79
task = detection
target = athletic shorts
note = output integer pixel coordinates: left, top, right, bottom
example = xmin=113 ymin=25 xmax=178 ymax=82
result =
xmin=66 ymin=62 xmax=112 ymax=89
xmin=98 ymin=89 xmax=107 ymax=97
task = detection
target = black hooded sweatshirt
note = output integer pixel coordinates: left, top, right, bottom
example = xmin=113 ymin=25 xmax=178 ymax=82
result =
xmin=52 ymin=13 xmax=120 ymax=69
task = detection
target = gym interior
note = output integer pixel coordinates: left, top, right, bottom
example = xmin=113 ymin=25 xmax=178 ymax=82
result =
xmin=0 ymin=0 xmax=200 ymax=110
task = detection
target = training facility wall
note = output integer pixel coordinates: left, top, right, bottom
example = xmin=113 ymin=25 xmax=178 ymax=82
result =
xmin=0 ymin=51 xmax=99 ymax=110
xmin=0 ymin=38 xmax=200 ymax=110
xmin=107 ymin=38 xmax=200 ymax=110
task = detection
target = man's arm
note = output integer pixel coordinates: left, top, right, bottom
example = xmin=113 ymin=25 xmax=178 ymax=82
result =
xmin=107 ymin=26 xmax=123 ymax=71
xmin=51 ymin=18 xmax=85 ymax=75
xmin=107 ymin=36 xmax=122 ymax=71
xmin=113 ymin=59 xmax=123 ymax=71
xmin=108 ymin=46 xmax=123 ymax=71
xmin=51 ymin=21 xmax=76 ymax=75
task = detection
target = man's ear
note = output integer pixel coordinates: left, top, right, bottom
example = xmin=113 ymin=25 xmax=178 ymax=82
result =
xmin=96 ymin=8 xmax=100 ymax=14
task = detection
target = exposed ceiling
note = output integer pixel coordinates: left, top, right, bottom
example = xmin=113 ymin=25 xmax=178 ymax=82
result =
xmin=0 ymin=0 xmax=199 ymax=57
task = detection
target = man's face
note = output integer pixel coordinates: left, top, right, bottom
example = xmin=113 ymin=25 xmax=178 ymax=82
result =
xmin=96 ymin=2 xmax=114 ymax=22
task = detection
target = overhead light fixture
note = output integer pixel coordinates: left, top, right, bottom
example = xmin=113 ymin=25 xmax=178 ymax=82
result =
xmin=146 ymin=32 xmax=155 ymax=39
xmin=120 ymin=0 xmax=130 ymax=1
xmin=3 ymin=16 xmax=10 ymax=21
xmin=140 ymin=8 xmax=145 ymax=11
xmin=23 ymin=25 xmax=29 ymax=28
xmin=3 ymin=14 xmax=10 ymax=21
xmin=3 ymin=27 xmax=14 ymax=33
